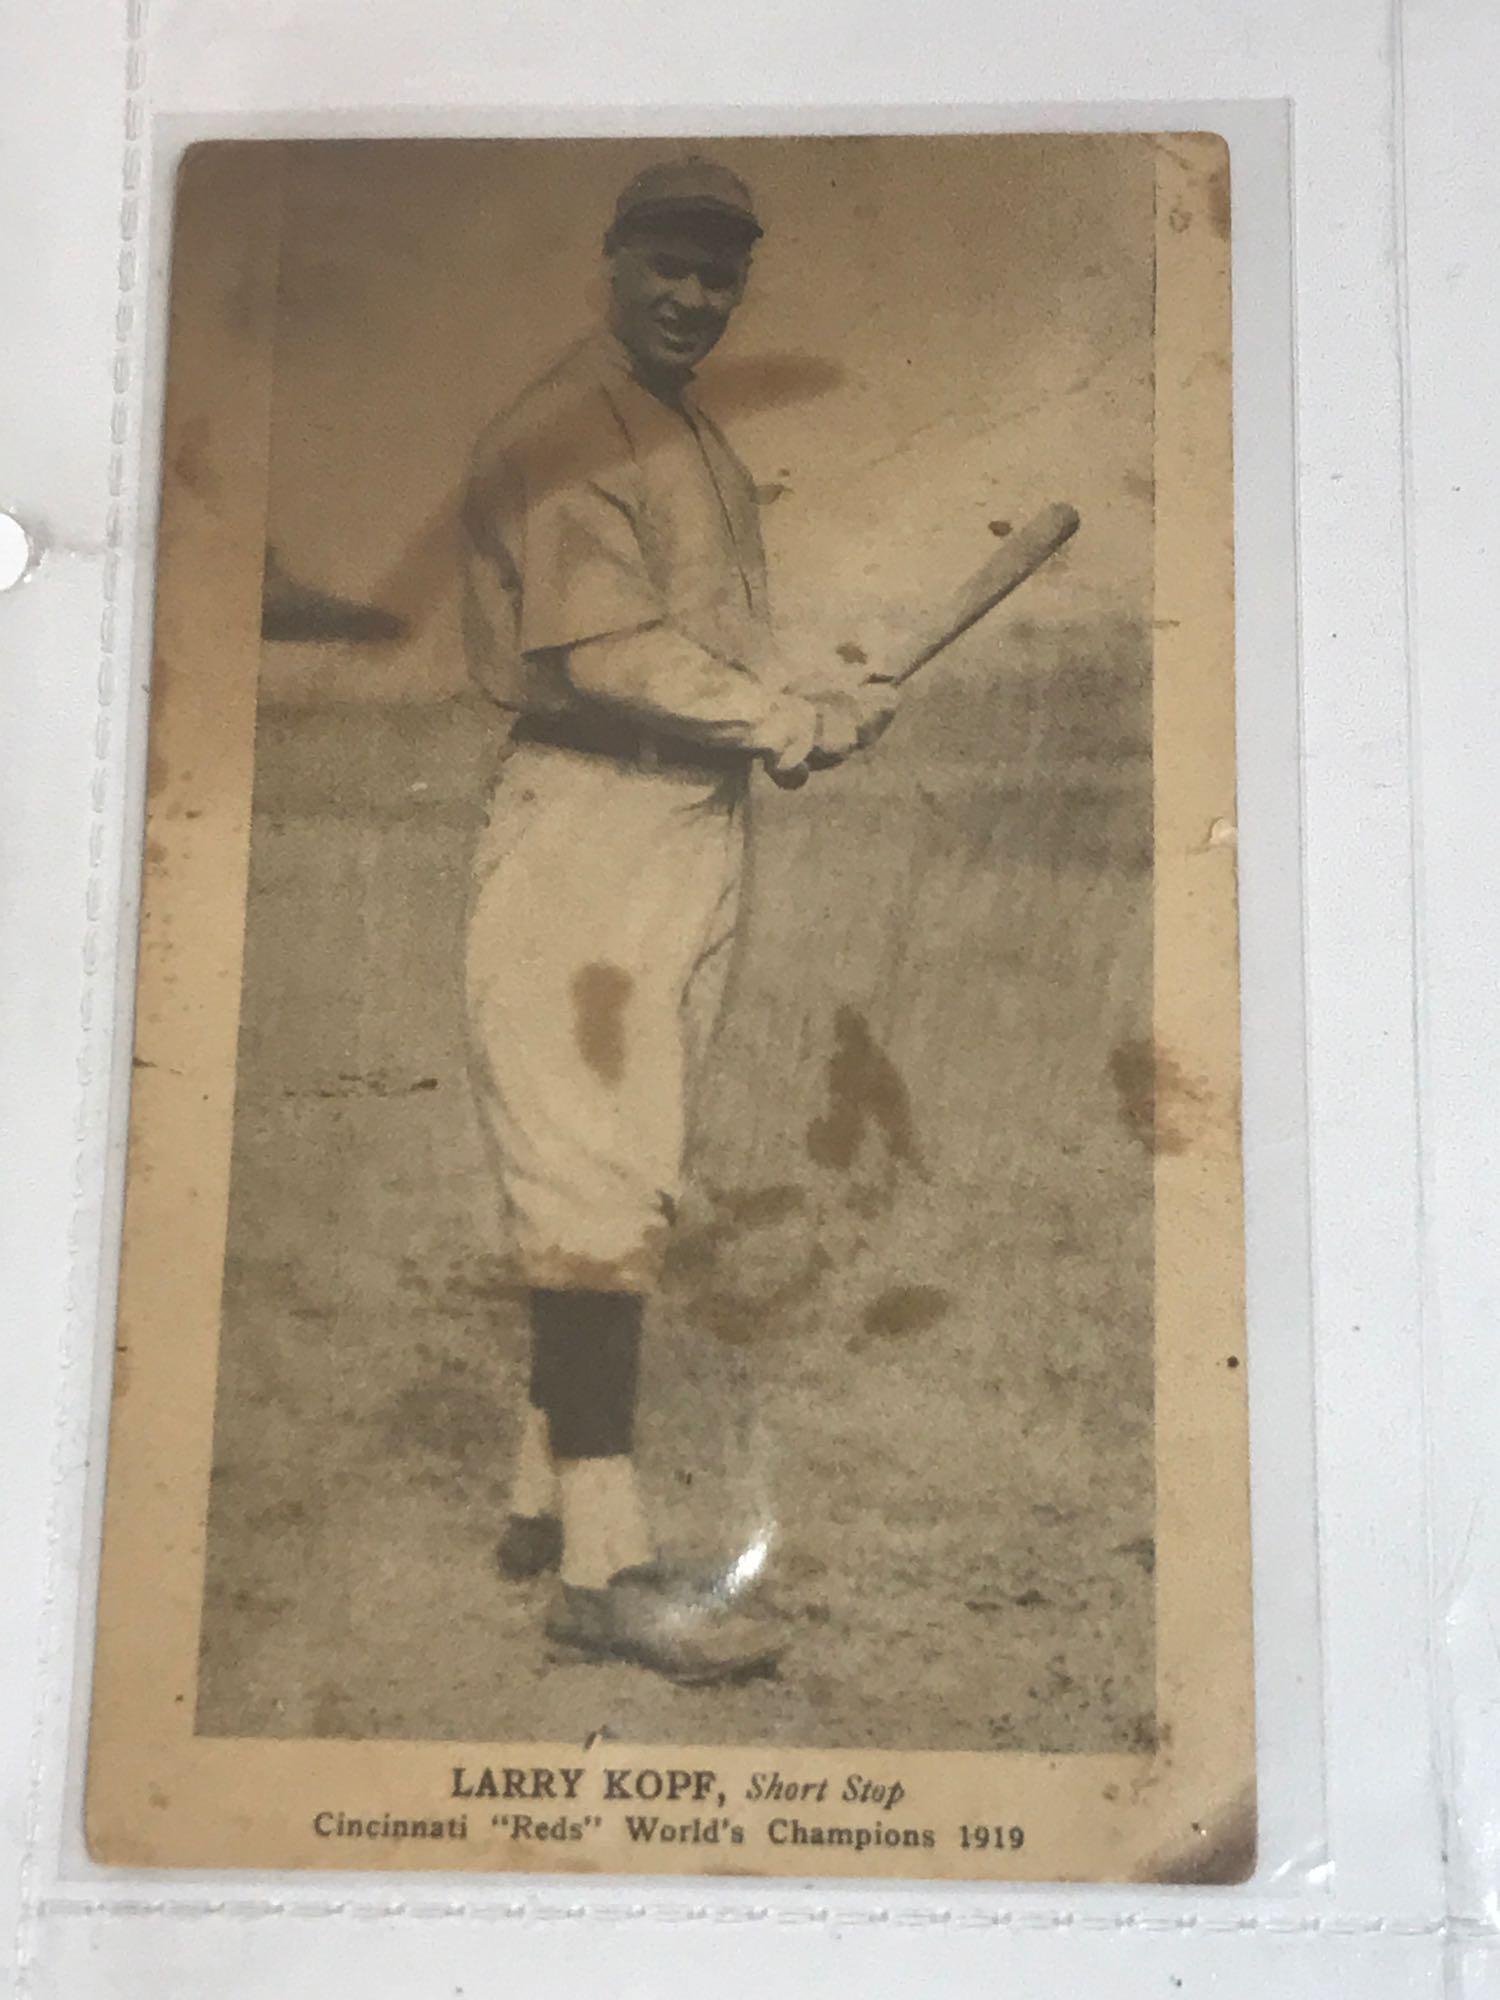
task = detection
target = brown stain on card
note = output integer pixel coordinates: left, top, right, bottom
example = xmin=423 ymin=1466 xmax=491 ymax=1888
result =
xmin=169 ymin=415 xmax=222 ymax=509
xmin=1159 ymin=136 xmax=1231 ymax=245
xmin=664 ymin=1185 xmax=823 ymax=1346
xmin=1202 ymin=151 xmax=1232 ymax=243
xmin=806 ymin=1005 xmax=922 ymax=1172
xmin=698 ymin=1243 xmax=833 ymax=1347
xmin=1139 ymin=1785 xmax=1257 ymax=1885
xmin=572 ymin=963 xmax=632 ymax=1086
xmin=1109 ymin=1039 xmax=1210 ymax=1154
xmin=854 ymin=1284 xmax=953 ymax=1349
xmin=711 ymin=1183 xmax=807 ymax=1228
xmin=145 ymin=733 xmax=172 ymax=805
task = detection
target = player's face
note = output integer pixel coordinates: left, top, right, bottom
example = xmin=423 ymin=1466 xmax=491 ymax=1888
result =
xmin=609 ymin=224 xmax=751 ymax=378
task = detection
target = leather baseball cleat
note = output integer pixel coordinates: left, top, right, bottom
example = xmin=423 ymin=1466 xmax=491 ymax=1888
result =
xmin=545 ymin=1563 xmax=784 ymax=1684
xmin=496 ymin=1511 xmax=563 ymax=1581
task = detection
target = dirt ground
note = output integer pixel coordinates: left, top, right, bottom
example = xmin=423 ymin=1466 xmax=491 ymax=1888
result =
xmin=196 ymin=614 xmax=1155 ymax=1754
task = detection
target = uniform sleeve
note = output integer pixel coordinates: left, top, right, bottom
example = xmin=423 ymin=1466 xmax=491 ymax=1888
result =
xmin=565 ymin=626 xmax=819 ymax=764
xmin=515 ymin=474 xmax=665 ymax=656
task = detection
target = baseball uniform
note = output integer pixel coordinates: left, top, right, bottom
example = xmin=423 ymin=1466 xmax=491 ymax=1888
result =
xmin=462 ymin=330 xmax=816 ymax=1293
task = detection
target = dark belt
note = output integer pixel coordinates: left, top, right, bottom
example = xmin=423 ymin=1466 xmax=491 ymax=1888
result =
xmin=509 ymin=708 xmax=747 ymax=772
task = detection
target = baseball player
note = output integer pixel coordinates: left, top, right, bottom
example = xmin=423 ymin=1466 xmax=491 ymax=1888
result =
xmin=461 ymin=158 xmax=894 ymax=1685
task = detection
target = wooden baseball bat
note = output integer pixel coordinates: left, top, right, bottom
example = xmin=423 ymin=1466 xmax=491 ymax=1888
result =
xmin=876 ymin=500 xmax=1080 ymax=688
xmin=769 ymin=501 xmax=1079 ymax=787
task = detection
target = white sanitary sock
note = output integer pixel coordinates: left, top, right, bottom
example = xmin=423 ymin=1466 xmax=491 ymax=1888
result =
xmin=558 ymin=1456 xmax=652 ymax=1589
xmin=507 ymin=1405 xmax=559 ymax=1519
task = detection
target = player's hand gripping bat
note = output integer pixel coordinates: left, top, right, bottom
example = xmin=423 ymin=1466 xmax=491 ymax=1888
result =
xmin=769 ymin=500 xmax=1081 ymax=789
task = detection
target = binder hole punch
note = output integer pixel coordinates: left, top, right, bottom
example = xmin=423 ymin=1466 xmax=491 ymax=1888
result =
xmin=0 ymin=511 xmax=38 ymax=592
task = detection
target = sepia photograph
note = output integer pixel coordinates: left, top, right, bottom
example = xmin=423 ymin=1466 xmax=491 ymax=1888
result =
xmin=88 ymin=132 xmax=1249 ymax=1880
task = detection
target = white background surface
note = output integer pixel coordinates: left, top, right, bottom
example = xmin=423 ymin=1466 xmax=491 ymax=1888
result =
xmin=2 ymin=0 xmax=1495 ymax=1994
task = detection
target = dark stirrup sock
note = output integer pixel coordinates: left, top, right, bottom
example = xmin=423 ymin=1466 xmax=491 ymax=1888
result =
xmin=528 ymin=1288 xmax=643 ymax=1459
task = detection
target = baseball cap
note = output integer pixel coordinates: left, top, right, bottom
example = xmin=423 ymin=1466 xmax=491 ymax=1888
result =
xmin=607 ymin=157 xmax=763 ymax=245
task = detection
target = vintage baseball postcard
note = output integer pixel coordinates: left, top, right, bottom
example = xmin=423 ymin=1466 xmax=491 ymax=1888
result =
xmin=87 ymin=132 xmax=1249 ymax=1882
